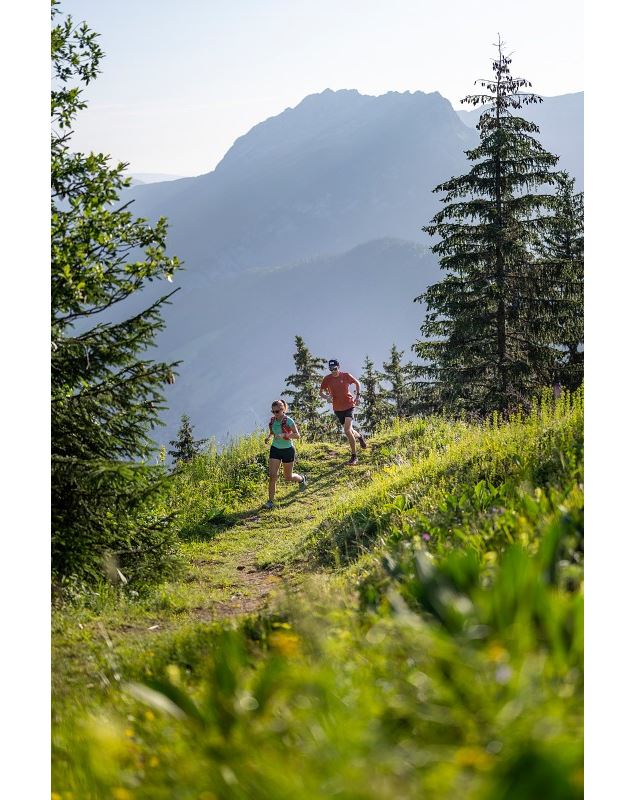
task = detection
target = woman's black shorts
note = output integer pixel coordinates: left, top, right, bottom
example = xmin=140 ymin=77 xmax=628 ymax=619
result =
xmin=269 ymin=445 xmax=296 ymax=463
xmin=334 ymin=407 xmax=354 ymax=424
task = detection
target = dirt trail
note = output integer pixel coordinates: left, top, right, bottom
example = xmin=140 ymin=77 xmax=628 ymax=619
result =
xmin=53 ymin=445 xmax=369 ymax=702
xmin=179 ymin=447 xmax=360 ymax=625
xmin=190 ymin=556 xmax=284 ymax=622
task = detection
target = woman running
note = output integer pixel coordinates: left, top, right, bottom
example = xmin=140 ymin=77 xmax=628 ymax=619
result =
xmin=264 ymin=399 xmax=307 ymax=509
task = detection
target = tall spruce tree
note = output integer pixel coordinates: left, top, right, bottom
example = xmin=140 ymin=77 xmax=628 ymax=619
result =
xmin=51 ymin=4 xmax=181 ymax=582
xmin=536 ymin=172 xmax=584 ymax=390
xmin=381 ymin=344 xmax=414 ymax=417
xmin=283 ymin=336 xmax=326 ymax=436
xmin=359 ymin=356 xmax=390 ymax=434
xmin=415 ymin=39 xmax=566 ymax=415
xmin=168 ymin=415 xmax=206 ymax=466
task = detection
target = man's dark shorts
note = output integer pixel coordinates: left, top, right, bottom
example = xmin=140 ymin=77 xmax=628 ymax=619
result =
xmin=334 ymin=407 xmax=354 ymax=425
xmin=269 ymin=445 xmax=296 ymax=463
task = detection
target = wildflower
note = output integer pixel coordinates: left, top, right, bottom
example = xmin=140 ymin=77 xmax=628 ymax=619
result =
xmin=495 ymin=664 xmax=512 ymax=684
xmin=112 ymin=789 xmax=134 ymax=800
xmin=269 ymin=631 xmax=300 ymax=657
xmin=454 ymin=746 xmax=493 ymax=769
xmin=166 ymin=664 xmax=180 ymax=685
xmin=486 ymin=642 xmax=507 ymax=663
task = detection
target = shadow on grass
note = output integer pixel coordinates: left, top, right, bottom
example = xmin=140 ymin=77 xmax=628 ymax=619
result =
xmin=308 ymin=509 xmax=384 ymax=569
xmin=178 ymin=503 xmax=268 ymax=541
xmin=177 ymin=474 xmax=332 ymax=541
xmin=177 ymin=454 xmax=370 ymax=543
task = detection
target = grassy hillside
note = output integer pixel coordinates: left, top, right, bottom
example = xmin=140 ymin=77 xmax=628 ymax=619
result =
xmin=52 ymin=389 xmax=583 ymax=799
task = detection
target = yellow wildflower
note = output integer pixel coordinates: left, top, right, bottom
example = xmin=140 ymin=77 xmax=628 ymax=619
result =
xmin=486 ymin=643 xmax=508 ymax=663
xmin=112 ymin=789 xmax=134 ymax=800
xmin=166 ymin=664 xmax=180 ymax=685
xmin=269 ymin=631 xmax=300 ymax=657
xmin=454 ymin=747 xmax=494 ymax=769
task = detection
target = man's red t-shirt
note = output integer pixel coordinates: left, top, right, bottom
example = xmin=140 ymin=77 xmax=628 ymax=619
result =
xmin=320 ymin=371 xmax=356 ymax=411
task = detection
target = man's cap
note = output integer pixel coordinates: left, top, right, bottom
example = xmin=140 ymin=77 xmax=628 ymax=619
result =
xmin=328 ymin=359 xmax=339 ymax=368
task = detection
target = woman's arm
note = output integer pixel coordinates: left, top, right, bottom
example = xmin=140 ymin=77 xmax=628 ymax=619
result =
xmin=288 ymin=423 xmax=301 ymax=440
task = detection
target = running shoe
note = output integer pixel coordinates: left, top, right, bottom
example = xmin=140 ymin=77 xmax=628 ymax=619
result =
xmin=357 ymin=433 xmax=367 ymax=449
xmin=348 ymin=454 xmax=359 ymax=466
xmin=264 ymin=500 xmax=274 ymax=509
xmin=299 ymin=475 xmax=308 ymax=490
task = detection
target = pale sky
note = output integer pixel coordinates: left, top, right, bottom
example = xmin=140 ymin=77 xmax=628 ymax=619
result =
xmin=61 ymin=0 xmax=583 ymax=176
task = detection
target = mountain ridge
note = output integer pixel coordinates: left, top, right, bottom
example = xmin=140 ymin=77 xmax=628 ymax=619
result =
xmin=124 ymin=88 xmax=479 ymax=279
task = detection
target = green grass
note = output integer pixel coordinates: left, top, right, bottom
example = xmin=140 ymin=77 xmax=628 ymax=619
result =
xmin=52 ymin=389 xmax=583 ymax=800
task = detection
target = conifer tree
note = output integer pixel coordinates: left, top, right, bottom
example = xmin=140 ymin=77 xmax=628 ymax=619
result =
xmin=381 ymin=344 xmax=414 ymax=417
xmin=535 ymin=172 xmax=584 ymax=389
xmin=358 ymin=356 xmax=390 ymax=434
xmin=168 ymin=415 xmax=206 ymax=466
xmin=51 ymin=3 xmax=181 ymax=582
xmin=283 ymin=336 xmax=326 ymax=436
xmin=404 ymin=361 xmax=441 ymax=417
xmin=415 ymin=38 xmax=566 ymax=414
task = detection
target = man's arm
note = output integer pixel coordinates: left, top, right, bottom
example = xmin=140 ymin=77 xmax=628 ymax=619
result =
xmin=349 ymin=375 xmax=362 ymax=405
xmin=319 ymin=377 xmax=332 ymax=402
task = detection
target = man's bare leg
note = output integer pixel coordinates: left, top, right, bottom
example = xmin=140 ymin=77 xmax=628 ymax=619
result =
xmin=343 ymin=417 xmax=361 ymax=454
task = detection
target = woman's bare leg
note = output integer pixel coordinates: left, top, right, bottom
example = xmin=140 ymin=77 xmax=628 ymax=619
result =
xmin=282 ymin=460 xmax=303 ymax=483
xmin=268 ymin=458 xmax=281 ymax=501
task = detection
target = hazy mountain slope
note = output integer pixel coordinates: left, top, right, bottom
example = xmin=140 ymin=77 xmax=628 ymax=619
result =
xmin=454 ymin=92 xmax=583 ymax=187
xmin=126 ymin=90 xmax=582 ymax=286
xmin=157 ymin=238 xmax=439 ymax=444
xmin=125 ymin=89 xmax=477 ymax=280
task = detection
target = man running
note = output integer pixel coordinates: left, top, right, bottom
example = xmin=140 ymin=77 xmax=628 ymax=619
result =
xmin=319 ymin=359 xmax=367 ymax=465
